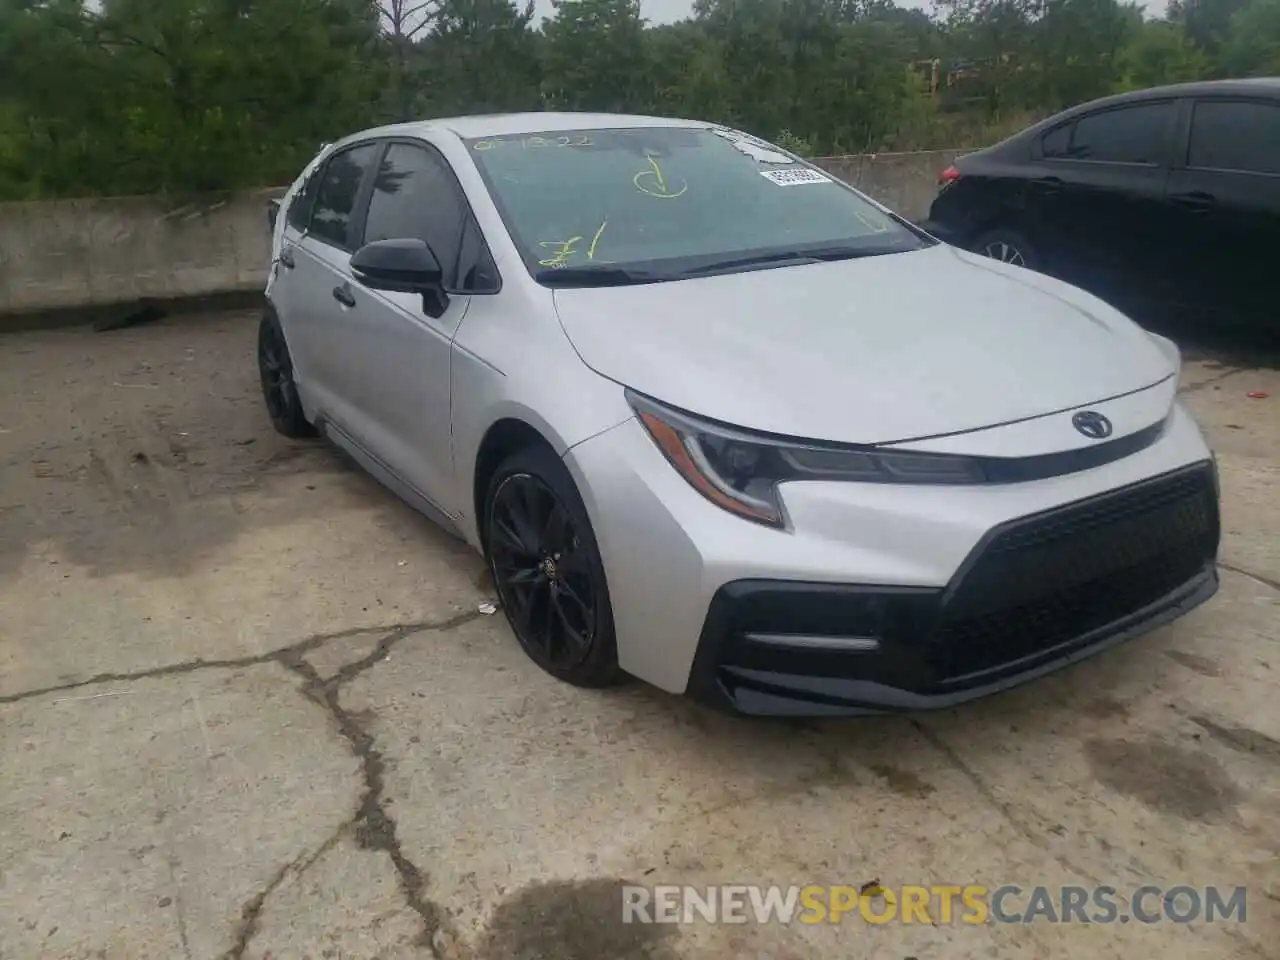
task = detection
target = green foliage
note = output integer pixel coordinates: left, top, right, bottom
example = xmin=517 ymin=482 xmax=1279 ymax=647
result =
xmin=1222 ymin=0 xmax=1280 ymax=74
xmin=1116 ymin=19 xmax=1211 ymax=90
xmin=773 ymin=129 xmax=817 ymax=156
xmin=541 ymin=0 xmax=649 ymax=111
xmin=0 ymin=0 xmax=1273 ymax=200
xmin=0 ymin=0 xmax=385 ymax=198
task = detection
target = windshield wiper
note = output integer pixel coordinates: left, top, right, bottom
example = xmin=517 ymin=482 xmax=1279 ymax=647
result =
xmin=535 ymin=265 xmax=675 ymax=287
xmin=679 ymin=245 xmax=903 ymax=278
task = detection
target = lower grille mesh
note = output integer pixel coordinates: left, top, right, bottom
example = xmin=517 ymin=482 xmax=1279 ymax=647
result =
xmin=931 ymin=464 xmax=1218 ymax=680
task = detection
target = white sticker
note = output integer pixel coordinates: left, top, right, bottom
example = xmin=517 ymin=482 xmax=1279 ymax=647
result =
xmin=713 ymin=128 xmax=795 ymax=164
xmin=760 ymin=169 xmax=831 ymax=186
xmin=736 ymin=141 xmax=795 ymax=164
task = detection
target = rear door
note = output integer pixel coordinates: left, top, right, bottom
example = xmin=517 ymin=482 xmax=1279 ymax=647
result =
xmin=1164 ymin=97 xmax=1280 ymax=332
xmin=267 ymin=155 xmax=324 ymax=350
xmin=1029 ymin=99 xmax=1179 ymax=318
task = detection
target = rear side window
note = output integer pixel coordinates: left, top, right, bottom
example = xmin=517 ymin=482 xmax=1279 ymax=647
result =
xmin=1041 ymin=124 xmax=1072 ymax=158
xmin=309 ymin=143 xmax=380 ymax=248
xmin=363 ymin=143 xmax=467 ymax=282
xmin=1189 ymin=100 xmax=1280 ymax=175
xmin=1062 ymin=102 xmax=1175 ymax=165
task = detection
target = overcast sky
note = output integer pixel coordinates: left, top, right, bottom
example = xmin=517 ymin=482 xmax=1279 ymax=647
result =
xmin=531 ymin=0 xmax=1169 ymax=23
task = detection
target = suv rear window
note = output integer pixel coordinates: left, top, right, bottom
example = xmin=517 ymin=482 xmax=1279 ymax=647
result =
xmin=1189 ymin=100 xmax=1280 ymax=175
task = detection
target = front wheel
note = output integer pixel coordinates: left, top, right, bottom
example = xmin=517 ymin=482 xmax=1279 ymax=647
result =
xmin=483 ymin=445 xmax=622 ymax=688
xmin=973 ymin=227 xmax=1041 ymax=272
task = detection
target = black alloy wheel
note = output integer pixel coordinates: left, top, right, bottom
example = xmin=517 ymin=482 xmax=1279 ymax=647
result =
xmin=258 ymin=313 xmax=315 ymax=438
xmin=484 ymin=446 xmax=620 ymax=687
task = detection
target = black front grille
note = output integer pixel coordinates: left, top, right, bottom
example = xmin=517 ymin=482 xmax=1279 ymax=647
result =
xmin=930 ymin=462 xmax=1219 ymax=681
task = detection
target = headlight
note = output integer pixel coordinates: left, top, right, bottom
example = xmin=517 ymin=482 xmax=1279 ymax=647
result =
xmin=628 ymin=391 xmax=986 ymax=528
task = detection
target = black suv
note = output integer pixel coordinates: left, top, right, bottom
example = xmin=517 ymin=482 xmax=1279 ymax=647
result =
xmin=924 ymin=78 xmax=1279 ymax=334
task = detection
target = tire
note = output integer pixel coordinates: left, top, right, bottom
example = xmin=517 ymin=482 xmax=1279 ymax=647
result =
xmin=483 ymin=444 xmax=622 ymax=688
xmin=972 ymin=227 xmax=1041 ymax=272
xmin=258 ymin=312 xmax=316 ymax=439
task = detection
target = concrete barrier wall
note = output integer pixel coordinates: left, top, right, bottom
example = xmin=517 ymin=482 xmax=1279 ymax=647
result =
xmin=0 ymin=188 xmax=285 ymax=316
xmin=0 ymin=150 xmax=962 ymax=317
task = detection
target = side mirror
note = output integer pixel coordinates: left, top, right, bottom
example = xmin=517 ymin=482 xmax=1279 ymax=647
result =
xmin=350 ymin=238 xmax=443 ymax=294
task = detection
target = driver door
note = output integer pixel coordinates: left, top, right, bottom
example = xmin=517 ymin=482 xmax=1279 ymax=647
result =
xmin=341 ymin=140 xmax=476 ymax=516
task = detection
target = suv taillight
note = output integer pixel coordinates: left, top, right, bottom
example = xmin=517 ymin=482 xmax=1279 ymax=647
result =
xmin=938 ymin=165 xmax=961 ymax=186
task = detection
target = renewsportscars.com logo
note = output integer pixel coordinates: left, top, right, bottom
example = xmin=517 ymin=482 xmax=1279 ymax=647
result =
xmin=621 ymin=884 xmax=1249 ymax=926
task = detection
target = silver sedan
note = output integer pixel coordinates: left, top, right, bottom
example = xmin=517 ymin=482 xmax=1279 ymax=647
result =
xmin=261 ymin=112 xmax=1220 ymax=716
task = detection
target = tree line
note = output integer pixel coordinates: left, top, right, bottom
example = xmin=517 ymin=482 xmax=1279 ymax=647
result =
xmin=0 ymin=0 xmax=1275 ymax=200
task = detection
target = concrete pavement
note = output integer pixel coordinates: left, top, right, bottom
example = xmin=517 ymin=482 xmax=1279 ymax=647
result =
xmin=1 ymin=312 xmax=1276 ymax=959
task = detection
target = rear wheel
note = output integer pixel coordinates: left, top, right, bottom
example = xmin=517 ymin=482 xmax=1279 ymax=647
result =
xmin=973 ymin=227 xmax=1041 ymax=272
xmin=258 ymin=313 xmax=315 ymax=439
xmin=483 ymin=445 xmax=621 ymax=688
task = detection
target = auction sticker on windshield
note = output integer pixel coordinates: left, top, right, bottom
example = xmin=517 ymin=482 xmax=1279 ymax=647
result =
xmin=760 ymin=169 xmax=832 ymax=186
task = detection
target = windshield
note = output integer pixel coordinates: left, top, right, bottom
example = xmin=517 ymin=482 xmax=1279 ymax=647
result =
xmin=464 ymin=126 xmax=932 ymax=285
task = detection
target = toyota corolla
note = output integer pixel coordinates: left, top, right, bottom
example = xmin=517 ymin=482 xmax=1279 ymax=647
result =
xmin=261 ymin=112 xmax=1220 ymax=716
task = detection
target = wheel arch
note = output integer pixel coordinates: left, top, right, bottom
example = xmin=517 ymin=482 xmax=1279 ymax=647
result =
xmin=470 ymin=416 xmax=561 ymax=547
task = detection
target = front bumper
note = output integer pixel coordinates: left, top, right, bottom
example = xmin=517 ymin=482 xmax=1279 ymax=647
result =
xmin=686 ymin=464 xmax=1219 ymax=716
xmin=564 ymin=404 xmax=1220 ymax=715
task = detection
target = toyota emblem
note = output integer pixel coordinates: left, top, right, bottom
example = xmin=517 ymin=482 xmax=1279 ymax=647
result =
xmin=1072 ymin=410 xmax=1113 ymax=440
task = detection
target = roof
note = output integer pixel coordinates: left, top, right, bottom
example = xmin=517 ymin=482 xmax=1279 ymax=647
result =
xmin=1059 ymin=77 xmax=1280 ymax=120
xmin=343 ymin=112 xmax=709 ymax=145
xmin=442 ymin=112 xmax=709 ymax=138
xmin=1103 ymin=77 xmax=1280 ymax=104
xmin=1002 ymin=77 xmax=1280 ymax=143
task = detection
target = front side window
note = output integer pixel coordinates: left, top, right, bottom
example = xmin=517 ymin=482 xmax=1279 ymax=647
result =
xmin=309 ymin=143 xmax=380 ymax=248
xmin=465 ymin=126 xmax=930 ymax=284
xmin=363 ymin=143 xmax=468 ymax=283
xmin=1066 ymin=102 xmax=1175 ymax=165
xmin=1189 ymin=100 xmax=1280 ymax=175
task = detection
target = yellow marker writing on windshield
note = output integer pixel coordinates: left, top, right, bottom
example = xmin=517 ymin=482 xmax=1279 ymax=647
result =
xmin=587 ymin=221 xmax=608 ymax=260
xmin=634 ymin=155 xmax=687 ymax=199
xmin=537 ymin=236 xmax=583 ymax=268
xmin=537 ymin=221 xmax=608 ymax=268
xmin=853 ymin=210 xmax=891 ymax=234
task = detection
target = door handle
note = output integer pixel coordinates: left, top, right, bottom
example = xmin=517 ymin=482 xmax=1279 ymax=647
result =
xmin=278 ymin=248 xmax=295 ymax=269
xmin=1170 ymin=191 xmax=1216 ymax=212
xmin=332 ymin=284 xmax=356 ymax=308
xmin=1033 ymin=175 xmax=1063 ymax=195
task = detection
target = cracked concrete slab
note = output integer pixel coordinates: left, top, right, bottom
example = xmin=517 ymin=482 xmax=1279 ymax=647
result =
xmin=0 ymin=313 xmax=488 ymax=699
xmin=0 ymin=663 xmax=360 ymax=960
xmin=1 ymin=314 xmax=1277 ymax=959
xmin=345 ymin=609 xmax=1278 ymax=959
xmin=239 ymin=833 xmax=428 ymax=960
xmin=1186 ymin=365 xmax=1280 ymax=587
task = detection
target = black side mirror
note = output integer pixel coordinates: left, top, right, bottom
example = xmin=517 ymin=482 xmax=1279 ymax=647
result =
xmin=350 ymin=239 xmax=443 ymax=294
xmin=267 ymin=198 xmax=281 ymax=231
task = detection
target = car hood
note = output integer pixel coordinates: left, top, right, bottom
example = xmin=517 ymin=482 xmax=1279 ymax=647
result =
xmin=551 ymin=244 xmax=1175 ymax=445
